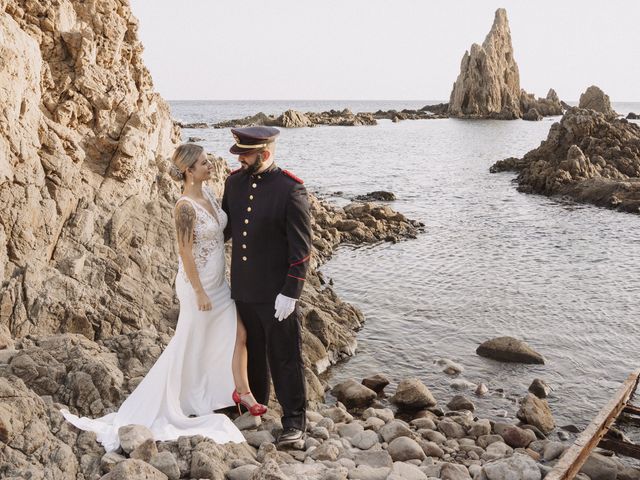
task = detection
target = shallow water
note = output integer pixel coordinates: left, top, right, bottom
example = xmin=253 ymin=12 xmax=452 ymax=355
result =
xmin=171 ymin=100 xmax=640 ymax=434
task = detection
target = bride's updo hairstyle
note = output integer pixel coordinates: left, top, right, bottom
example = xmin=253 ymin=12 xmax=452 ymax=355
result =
xmin=169 ymin=143 xmax=204 ymax=182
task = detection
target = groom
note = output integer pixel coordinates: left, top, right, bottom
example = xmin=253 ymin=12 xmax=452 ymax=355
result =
xmin=222 ymin=126 xmax=312 ymax=444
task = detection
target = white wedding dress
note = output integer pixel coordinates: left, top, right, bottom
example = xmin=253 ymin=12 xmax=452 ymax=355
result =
xmin=61 ymin=186 xmax=245 ymax=451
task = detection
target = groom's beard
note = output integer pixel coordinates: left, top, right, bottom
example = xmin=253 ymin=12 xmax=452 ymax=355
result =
xmin=243 ymin=154 xmax=264 ymax=176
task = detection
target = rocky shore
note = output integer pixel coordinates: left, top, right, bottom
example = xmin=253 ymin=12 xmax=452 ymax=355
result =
xmin=490 ymin=87 xmax=640 ymax=214
xmin=178 ymin=107 xmax=448 ymax=130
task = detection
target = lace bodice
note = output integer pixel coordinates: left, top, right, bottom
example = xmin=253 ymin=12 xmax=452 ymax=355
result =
xmin=176 ymin=187 xmax=227 ymax=283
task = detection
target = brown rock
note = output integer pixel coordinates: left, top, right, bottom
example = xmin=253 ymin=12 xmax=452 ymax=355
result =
xmin=579 ymin=85 xmax=617 ymax=116
xmin=391 ymin=378 xmax=437 ymax=409
xmin=476 ymin=336 xmax=545 ymax=364
xmin=361 ymin=374 xmax=390 ymax=393
xmin=517 ymin=393 xmax=555 ymax=434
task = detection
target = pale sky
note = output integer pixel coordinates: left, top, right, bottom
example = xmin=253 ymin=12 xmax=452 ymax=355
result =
xmin=129 ymin=0 xmax=640 ymax=102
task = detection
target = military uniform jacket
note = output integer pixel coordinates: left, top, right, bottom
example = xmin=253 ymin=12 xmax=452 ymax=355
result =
xmin=221 ymin=165 xmax=312 ymax=303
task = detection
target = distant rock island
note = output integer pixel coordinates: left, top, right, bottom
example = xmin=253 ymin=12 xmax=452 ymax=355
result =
xmin=491 ymin=86 xmax=640 ymax=213
xmin=448 ymin=8 xmax=563 ymax=120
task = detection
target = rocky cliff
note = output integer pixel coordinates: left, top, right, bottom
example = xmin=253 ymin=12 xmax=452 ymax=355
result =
xmin=0 ymin=0 xmax=181 ymax=345
xmin=448 ymin=9 xmax=562 ymax=120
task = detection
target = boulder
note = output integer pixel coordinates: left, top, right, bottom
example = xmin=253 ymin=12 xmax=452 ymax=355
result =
xmin=500 ymin=426 xmax=536 ymax=448
xmin=354 ymin=191 xmax=397 ymax=202
xmin=390 ymin=378 xmax=437 ymax=409
xmin=387 ymin=436 xmax=426 ymax=462
xmin=476 ymin=336 xmax=545 ymax=364
xmin=447 ymin=395 xmax=475 ymax=412
xmin=332 ymin=379 xmax=377 ymax=408
xmin=516 ymin=394 xmax=555 ymax=434
xmin=101 ymin=459 xmax=168 ymax=480
xmin=361 ymin=374 xmax=390 ymax=393
xmin=528 ymin=379 xmax=551 ymax=398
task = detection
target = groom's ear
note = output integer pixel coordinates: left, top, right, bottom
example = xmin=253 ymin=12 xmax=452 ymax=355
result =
xmin=261 ymin=150 xmax=271 ymax=162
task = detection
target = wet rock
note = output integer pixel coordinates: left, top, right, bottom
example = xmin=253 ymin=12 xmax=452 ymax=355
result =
xmin=387 ymin=436 xmax=426 ymax=462
xmin=528 ymin=379 xmax=551 ymax=399
xmin=331 ymin=379 xmax=377 ymax=409
xmin=390 ymin=378 xmax=437 ymax=409
xmin=579 ymin=85 xmax=617 ymax=116
xmin=353 ymin=191 xmax=396 ymax=202
xmin=361 ymin=374 xmax=390 ymax=393
xmin=476 ymin=336 xmax=545 ymax=364
xmin=469 ymin=419 xmax=492 ymax=438
xmin=480 ymin=452 xmax=541 ymax=480
xmin=475 ymin=383 xmax=489 ymax=396
xmin=187 ymin=136 xmax=205 ymax=142
xmin=627 ymin=112 xmax=640 ymax=120
xmin=517 ymin=394 xmax=555 ymax=434
xmin=437 ymin=358 xmax=464 ymax=375
xmin=447 ymin=395 xmax=475 ymax=412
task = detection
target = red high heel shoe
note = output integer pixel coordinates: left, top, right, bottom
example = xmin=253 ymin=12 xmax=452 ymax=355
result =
xmin=232 ymin=389 xmax=268 ymax=417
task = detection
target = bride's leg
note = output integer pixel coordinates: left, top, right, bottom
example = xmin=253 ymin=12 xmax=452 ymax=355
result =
xmin=232 ymin=312 xmax=260 ymax=407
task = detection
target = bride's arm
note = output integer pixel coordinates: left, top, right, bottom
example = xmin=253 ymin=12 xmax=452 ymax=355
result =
xmin=175 ymin=201 xmax=212 ymax=311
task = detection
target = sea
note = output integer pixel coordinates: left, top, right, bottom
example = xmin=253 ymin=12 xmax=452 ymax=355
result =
xmin=170 ymin=100 xmax=640 ymax=438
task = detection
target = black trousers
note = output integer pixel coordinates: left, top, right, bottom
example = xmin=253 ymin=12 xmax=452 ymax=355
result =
xmin=235 ymin=301 xmax=306 ymax=430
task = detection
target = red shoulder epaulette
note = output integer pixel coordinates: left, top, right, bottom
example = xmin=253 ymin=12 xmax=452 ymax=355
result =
xmin=283 ymin=170 xmax=304 ymax=184
xmin=229 ymin=168 xmax=242 ymax=176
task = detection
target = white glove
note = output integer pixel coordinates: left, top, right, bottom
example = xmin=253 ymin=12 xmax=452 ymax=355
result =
xmin=274 ymin=294 xmax=297 ymax=322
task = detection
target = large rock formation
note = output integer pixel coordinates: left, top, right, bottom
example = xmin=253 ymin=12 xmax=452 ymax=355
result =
xmin=448 ymin=9 xmax=563 ymax=120
xmin=1 ymin=0 xmax=180 ymax=341
xmin=491 ymin=105 xmax=640 ymax=213
xmin=448 ymin=9 xmax=522 ymax=119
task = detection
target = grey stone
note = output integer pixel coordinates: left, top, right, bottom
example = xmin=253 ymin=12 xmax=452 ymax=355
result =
xmin=480 ymin=452 xmax=541 ymax=480
xmin=391 ymin=461 xmax=428 ymax=480
xmin=379 ymin=420 xmax=413 ymax=443
xmin=501 ymin=426 xmax=536 ymax=448
xmin=437 ymin=418 xmax=466 ymax=439
xmin=118 ymin=425 xmax=155 ymax=454
xmin=353 ymin=450 xmax=393 ymax=469
xmin=528 ymin=379 xmax=551 ymax=399
xmin=447 ymin=395 xmax=475 ymax=412
xmin=476 ymin=336 xmax=545 ymax=364
xmin=332 ymin=379 xmax=377 ymax=409
xmin=234 ymin=411 xmax=262 ymax=430
xmin=387 ymin=436 xmax=426 ymax=462
xmin=542 ymin=441 xmax=566 ymax=461
xmin=440 ymin=462 xmax=472 ymax=480
xmin=226 ymin=464 xmax=258 ymax=480
xmin=361 ymin=374 xmax=390 ymax=393
xmin=391 ymin=378 xmax=437 ymax=409
xmin=516 ymin=394 xmax=555 ymax=434
xmin=579 ymin=452 xmax=618 ymax=480
xmin=347 ymin=465 xmax=390 ymax=480
xmin=244 ymin=430 xmax=275 ymax=448
xmin=351 ymin=430 xmax=379 ymax=450
xmin=149 ymin=452 xmax=180 ymax=480
xmin=101 ymin=459 xmax=168 ymax=480
xmin=337 ymin=422 xmax=364 ymax=439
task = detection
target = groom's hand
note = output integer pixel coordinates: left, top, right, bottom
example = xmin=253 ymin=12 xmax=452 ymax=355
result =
xmin=274 ymin=294 xmax=297 ymax=321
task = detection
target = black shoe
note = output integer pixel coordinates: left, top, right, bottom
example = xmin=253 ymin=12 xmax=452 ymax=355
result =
xmin=277 ymin=427 xmax=304 ymax=445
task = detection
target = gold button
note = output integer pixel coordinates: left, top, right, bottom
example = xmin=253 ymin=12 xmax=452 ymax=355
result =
xmin=257 ymin=175 xmax=262 ymax=179
xmin=249 ymin=195 xmax=254 ymax=200
xmin=242 ymin=231 xmax=247 ymax=237
xmin=252 ymin=183 xmax=257 ymax=188
xmin=247 ymin=207 xmax=252 ymax=212
xmin=242 ymin=256 xmax=247 ymax=261
xmin=244 ymin=219 xmax=249 ymax=224
xmin=242 ymin=244 xmax=247 ymax=249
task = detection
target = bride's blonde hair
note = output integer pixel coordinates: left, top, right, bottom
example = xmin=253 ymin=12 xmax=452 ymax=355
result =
xmin=169 ymin=144 xmax=204 ymax=181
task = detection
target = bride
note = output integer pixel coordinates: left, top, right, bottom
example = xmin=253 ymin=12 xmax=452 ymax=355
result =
xmin=61 ymin=143 xmax=266 ymax=451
